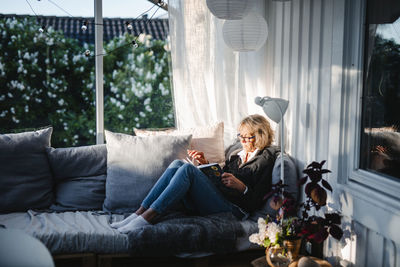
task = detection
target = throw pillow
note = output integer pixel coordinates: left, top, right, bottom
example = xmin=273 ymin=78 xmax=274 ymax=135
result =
xmin=249 ymin=153 xmax=298 ymax=221
xmin=103 ymin=130 xmax=192 ymax=213
xmin=46 ymin=144 xmax=107 ymax=211
xmin=0 ymin=127 xmax=53 ymax=212
xmin=135 ymin=122 xmax=225 ymax=164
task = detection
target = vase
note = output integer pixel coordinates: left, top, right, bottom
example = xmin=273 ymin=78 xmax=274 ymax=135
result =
xmin=283 ymin=238 xmax=302 ymax=261
xmin=266 ymin=247 xmax=290 ymax=267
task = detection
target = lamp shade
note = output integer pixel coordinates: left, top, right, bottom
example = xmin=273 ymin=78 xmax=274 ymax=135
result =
xmin=255 ymin=96 xmax=289 ymax=123
xmin=222 ymin=13 xmax=268 ymax=52
xmin=206 ymin=0 xmax=256 ymax=20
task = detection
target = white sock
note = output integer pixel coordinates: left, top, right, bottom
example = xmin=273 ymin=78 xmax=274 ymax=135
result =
xmin=117 ymin=216 xmax=150 ymax=234
xmin=110 ymin=213 xmax=138 ymax=228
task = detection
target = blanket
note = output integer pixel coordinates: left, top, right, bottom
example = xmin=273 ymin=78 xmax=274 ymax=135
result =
xmin=127 ymin=212 xmax=245 ymax=256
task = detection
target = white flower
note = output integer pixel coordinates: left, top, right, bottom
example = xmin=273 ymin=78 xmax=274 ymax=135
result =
xmin=249 ymin=233 xmax=264 ymax=246
xmin=266 ymin=222 xmax=282 ymax=244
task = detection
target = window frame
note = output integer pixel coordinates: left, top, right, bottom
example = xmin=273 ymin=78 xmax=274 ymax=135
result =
xmin=343 ymin=0 xmax=400 ymax=201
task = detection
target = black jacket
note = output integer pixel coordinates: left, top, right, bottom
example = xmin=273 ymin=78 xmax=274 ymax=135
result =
xmin=222 ymin=146 xmax=278 ymax=213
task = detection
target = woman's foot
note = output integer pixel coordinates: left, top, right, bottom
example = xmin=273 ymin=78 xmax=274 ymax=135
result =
xmin=110 ymin=213 xmax=138 ymax=228
xmin=117 ymin=216 xmax=150 ymax=234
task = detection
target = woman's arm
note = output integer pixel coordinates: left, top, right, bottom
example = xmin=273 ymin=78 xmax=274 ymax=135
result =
xmin=221 ymin=172 xmax=247 ymax=193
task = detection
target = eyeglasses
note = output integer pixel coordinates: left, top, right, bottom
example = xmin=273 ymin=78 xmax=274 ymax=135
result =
xmin=237 ymin=134 xmax=255 ymax=142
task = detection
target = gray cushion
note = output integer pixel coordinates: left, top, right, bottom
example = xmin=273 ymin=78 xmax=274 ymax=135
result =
xmin=0 ymin=127 xmax=53 ymax=212
xmin=249 ymin=153 xmax=298 ymax=221
xmin=103 ymin=130 xmax=192 ymax=213
xmin=46 ymin=144 xmax=107 ymax=211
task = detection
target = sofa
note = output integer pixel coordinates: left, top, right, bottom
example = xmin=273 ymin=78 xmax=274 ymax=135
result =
xmin=0 ymin=124 xmax=299 ymax=267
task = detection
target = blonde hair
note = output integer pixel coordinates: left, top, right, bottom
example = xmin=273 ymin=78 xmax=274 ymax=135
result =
xmin=238 ymin=114 xmax=274 ymax=150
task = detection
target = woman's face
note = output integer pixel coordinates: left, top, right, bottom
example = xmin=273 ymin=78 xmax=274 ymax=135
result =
xmin=238 ymin=127 xmax=256 ymax=152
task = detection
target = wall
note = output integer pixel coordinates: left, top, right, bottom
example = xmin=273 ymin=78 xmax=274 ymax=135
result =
xmin=264 ymin=0 xmax=400 ymax=266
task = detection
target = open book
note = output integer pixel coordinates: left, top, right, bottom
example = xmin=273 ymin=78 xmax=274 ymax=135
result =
xmin=198 ymin=163 xmax=224 ymax=185
xmin=197 ymin=163 xmax=239 ymax=196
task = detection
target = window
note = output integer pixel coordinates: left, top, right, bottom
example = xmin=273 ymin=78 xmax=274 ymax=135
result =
xmin=102 ymin=1 xmax=175 ymax=134
xmin=360 ymin=0 xmax=400 ymax=179
xmin=0 ymin=1 xmax=175 ymax=146
xmin=0 ymin=7 xmax=95 ymax=147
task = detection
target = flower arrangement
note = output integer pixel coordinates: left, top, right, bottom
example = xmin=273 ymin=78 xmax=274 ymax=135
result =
xmin=249 ymin=216 xmax=300 ymax=248
xmin=249 ymin=160 xmax=343 ymax=251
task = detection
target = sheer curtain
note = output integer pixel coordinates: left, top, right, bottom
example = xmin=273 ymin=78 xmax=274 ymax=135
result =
xmin=168 ymin=0 xmax=269 ymax=143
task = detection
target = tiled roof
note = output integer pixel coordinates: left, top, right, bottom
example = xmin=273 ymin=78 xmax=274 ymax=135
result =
xmin=0 ymin=14 xmax=169 ymax=43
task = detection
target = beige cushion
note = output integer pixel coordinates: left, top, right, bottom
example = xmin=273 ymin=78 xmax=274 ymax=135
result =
xmin=135 ymin=122 xmax=225 ymax=164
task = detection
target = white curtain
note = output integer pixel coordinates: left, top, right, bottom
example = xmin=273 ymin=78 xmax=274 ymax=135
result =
xmin=168 ymin=0 xmax=269 ymax=143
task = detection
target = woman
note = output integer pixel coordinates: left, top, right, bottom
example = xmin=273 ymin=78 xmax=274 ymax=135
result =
xmin=111 ymin=114 xmax=277 ymax=233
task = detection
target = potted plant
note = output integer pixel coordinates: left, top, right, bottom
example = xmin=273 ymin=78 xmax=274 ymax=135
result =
xmin=249 ymin=160 xmax=343 ymax=265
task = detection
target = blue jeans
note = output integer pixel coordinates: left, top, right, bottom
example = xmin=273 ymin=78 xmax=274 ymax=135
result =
xmin=141 ymin=160 xmax=247 ymax=219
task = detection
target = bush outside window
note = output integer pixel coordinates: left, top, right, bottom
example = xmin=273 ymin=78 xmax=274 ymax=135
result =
xmin=0 ymin=16 xmax=175 ymax=147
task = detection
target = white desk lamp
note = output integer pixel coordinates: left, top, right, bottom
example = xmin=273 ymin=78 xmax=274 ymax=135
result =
xmin=255 ymin=96 xmax=289 ymax=184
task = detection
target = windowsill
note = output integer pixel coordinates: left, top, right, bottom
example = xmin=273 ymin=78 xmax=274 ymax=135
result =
xmin=348 ymin=169 xmax=400 ymax=203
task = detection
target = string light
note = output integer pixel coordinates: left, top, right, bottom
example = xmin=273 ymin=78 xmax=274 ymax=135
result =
xmin=39 ymin=25 xmax=46 ymax=33
xmin=81 ymin=20 xmax=88 ymax=31
xmin=24 ymin=0 xmax=163 ymax=58
xmin=157 ymin=0 xmax=166 ymax=7
xmin=125 ymin=22 xmax=133 ymax=30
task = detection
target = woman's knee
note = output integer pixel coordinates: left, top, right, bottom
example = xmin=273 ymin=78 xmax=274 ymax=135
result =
xmin=173 ymin=163 xmax=198 ymax=182
xmin=168 ymin=159 xmax=185 ymax=169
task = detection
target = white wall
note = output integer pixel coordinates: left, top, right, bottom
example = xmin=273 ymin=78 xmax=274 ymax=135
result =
xmin=264 ymin=0 xmax=400 ymax=266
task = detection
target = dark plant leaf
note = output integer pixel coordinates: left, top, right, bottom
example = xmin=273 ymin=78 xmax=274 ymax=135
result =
xmin=329 ymin=224 xmax=344 ymax=240
xmin=298 ymin=176 xmax=308 ymax=186
xmin=310 ymin=185 xmax=327 ymax=206
xmin=302 ymin=210 xmax=309 ymax=219
xmin=307 ymin=161 xmax=321 ymax=169
xmin=309 ymin=228 xmax=329 ymax=243
xmin=314 ymin=216 xmax=325 ymax=225
xmin=305 ymin=183 xmax=315 ymax=197
xmin=325 ymin=213 xmax=341 ymax=225
xmin=303 ymin=169 xmax=322 ymax=182
xmin=321 ymin=179 xmax=333 ymax=192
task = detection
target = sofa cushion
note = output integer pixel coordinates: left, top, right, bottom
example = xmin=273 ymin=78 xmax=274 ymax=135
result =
xmin=249 ymin=153 xmax=298 ymax=221
xmin=103 ymin=130 xmax=192 ymax=213
xmin=46 ymin=144 xmax=107 ymax=211
xmin=0 ymin=127 xmax=53 ymax=212
xmin=134 ymin=122 xmax=225 ymax=164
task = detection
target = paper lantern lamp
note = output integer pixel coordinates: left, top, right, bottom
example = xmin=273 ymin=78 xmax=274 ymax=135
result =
xmin=206 ymin=0 xmax=256 ymax=20
xmin=222 ymin=13 xmax=268 ymax=52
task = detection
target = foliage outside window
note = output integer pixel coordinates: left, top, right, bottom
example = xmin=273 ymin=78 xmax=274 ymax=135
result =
xmin=104 ymin=33 xmax=175 ymax=133
xmin=0 ymin=16 xmax=95 ymax=147
xmin=360 ymin=1 xmax=400 ymax=179
xmin=0 ymin=17 xmax=175 ymax=147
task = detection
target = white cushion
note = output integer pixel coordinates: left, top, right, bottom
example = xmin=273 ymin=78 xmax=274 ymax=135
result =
xmin=135 ymin=122 xmax=225 ymax=164
xmin=103 ymin=130 xmax=192 ymax=213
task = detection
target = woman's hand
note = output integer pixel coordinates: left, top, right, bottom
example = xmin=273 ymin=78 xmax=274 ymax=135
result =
xmin=187 ymin=150 xmax=208 ymax=165
xmin=221 ymin=172 xmax=247 ymax=193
